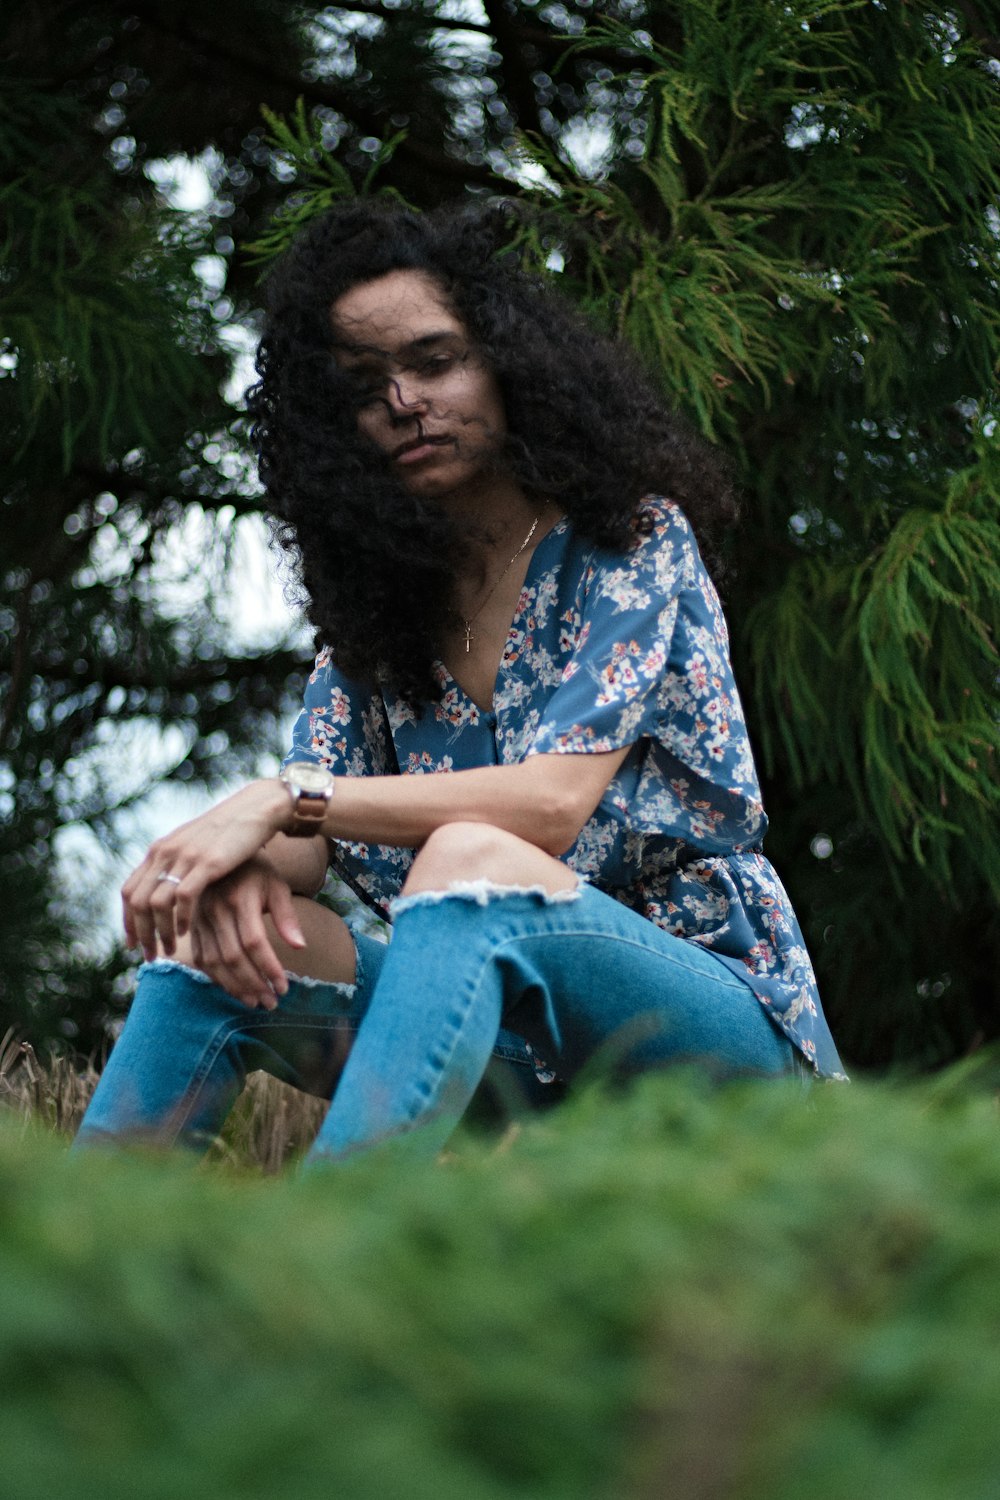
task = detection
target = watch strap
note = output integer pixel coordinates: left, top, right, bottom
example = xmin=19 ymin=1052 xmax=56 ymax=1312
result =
xmin=279 ymin=764 xmax=334 ymax=837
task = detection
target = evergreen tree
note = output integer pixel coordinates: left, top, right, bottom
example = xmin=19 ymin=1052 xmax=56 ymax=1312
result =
xmin=0 ymin=6 xmax=308 ymax=1050
xmin=2 ymin=0 xmax=997 ymax=1066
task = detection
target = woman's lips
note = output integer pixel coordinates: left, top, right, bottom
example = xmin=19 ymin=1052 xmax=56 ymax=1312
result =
xmin=393 ymin=437 xmax=451 ymax=465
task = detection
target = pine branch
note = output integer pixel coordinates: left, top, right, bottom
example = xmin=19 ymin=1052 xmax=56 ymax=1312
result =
xmin=69 ymin=465 xmax=266 ymax=522
xmin=120 ymin=0 xmax=504 ymax=191
xmin=314 ymin=0 xmax=614 ymax=55
xmin=318 ymin=0 xmax=637 ymax=61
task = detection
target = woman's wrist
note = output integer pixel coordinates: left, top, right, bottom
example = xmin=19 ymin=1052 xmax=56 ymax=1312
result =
xmin=230 ymin=778 xmax=296 ymax=838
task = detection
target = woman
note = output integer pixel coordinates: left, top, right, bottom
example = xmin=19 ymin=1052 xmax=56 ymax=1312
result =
xmin=77 ymin=202 xmax=845 ymax=1163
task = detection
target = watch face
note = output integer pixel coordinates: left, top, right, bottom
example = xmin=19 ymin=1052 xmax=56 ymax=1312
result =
xmin=284 ymin=762 xmax=333 ymax=792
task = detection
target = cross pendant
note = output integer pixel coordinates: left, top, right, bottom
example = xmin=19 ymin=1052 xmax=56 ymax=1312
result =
xmin=463 ymin=623 xmax=473 ymax=653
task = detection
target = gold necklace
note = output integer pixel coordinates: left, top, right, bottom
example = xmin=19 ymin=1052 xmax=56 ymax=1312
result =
xmin=461 ymin=513 xmax=541 ymax=653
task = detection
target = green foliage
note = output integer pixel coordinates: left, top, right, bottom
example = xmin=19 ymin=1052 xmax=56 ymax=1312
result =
xmin=0 ymin=87 xmax=215 ymax=471
xmin=0 ymin=21 xmax=309 ymax=1051
xmin=3 ymin=0 xmax=998 ymax=1064
xmin=244 ymin=99 xmax=409 ymax=268
xmin=3 ymin=1068 xmax=1000 ymax=1497
xmin=747 ymin=433 xmax=1000 ymax=882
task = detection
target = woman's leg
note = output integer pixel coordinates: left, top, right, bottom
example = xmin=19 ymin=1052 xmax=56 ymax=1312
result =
xmin=75 ymin=890 xmax=555 ymax=1152
xmin=305 ymin=825 xmax=798 ymax=1165
xmin=75 ymin=899 xmax=381 ymax=1151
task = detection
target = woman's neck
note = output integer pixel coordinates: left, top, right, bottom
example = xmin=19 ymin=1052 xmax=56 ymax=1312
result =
xmin=439 ymin=476 xmax=558 ymax=583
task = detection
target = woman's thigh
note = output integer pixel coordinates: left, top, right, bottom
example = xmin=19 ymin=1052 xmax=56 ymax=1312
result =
xmin=465 ymin=881 xmax=799 ymax=1082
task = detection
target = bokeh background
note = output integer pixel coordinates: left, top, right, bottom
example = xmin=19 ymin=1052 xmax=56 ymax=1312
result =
xmin=3 ymin=0 xmax=998 ymax=1067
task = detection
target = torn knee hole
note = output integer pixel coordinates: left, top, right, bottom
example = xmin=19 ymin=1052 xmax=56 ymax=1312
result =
xmin=391 ymin=878 xmax=581 ymax=917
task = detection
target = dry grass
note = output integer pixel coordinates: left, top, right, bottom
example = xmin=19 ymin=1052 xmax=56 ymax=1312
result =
xmin=0 ymin=1027 xmax=328 ymax=1171
xmin=210 ymin=1072 xmax=328 ymax=1173
xmin=0 ymin=1028 xmax=99 ymax=1138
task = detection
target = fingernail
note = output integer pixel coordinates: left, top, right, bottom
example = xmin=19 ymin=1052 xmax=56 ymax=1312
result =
xmin=290 ymin=927 xmax=306 ymax=947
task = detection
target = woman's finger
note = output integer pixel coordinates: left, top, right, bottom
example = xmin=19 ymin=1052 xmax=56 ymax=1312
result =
xmin=121 ymin=881 xmax=139 ymax=950
xmin=146 ymin=867 xmax=197 ymax=957
xmin=123 ymin=865 xmax=171 ymax=961
xmin=121 ymin=858 xmax=152 ymax=952
xmin=122 ymin=845 xmax=189 ymax=957
xmin=205 ymin=904 xmax=277 ymax=1010
xmin=173 ymin=869 xmax=211 ymax=942
xmin=192 ymin=917 xmax=234 ymax=999
xmin=193 ymin=920 xmax=226 ymax=994
xmin=267 ymin=878 xmax=307 ymax=952
xmin=189 ymin=921 xmax=206 ymax=975
xmin=235 ymin=898 xmax=289 ymax=998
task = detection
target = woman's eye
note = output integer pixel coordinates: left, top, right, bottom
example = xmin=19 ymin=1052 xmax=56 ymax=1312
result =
xmin=418 ymin=353 xmax=461 ymax=376
xmin=345 ymin=350 xmax=464 ymax=405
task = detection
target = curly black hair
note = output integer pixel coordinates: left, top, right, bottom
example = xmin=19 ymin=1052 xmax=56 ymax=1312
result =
xmin=249 ymin=199 xmax=737 ymax=706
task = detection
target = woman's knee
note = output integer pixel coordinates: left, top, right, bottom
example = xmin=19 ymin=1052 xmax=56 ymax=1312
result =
xmin=263 ymin=896 xmax=357 ymax=984
xmin=404 ymin=821 xmax=577 ymax=897
xmin=170 ymin=896 xmax=357 ymax=987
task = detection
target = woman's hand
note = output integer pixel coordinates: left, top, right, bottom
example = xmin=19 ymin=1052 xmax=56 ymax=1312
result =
xmin=122 ymin=780 xmax=292 ymax=961
xmin=184 ymin=855 xmax=307 ymax=1009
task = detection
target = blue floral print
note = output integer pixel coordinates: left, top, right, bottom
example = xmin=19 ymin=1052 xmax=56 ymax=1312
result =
xmin=285 ymin=498 xmax=846 ymax=1080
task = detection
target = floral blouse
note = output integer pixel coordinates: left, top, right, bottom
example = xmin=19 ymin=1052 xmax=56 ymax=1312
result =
xmin=284 ymin=498 xmax=846 ymax=1080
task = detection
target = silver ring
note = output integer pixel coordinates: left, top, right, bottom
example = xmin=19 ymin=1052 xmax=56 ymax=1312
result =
xmin=156 ymin=872 xmax=182 ymax=886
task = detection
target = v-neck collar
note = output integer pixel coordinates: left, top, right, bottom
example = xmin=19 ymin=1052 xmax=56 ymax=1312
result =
xmin=433 ymin=515 xmax=570 ymax=717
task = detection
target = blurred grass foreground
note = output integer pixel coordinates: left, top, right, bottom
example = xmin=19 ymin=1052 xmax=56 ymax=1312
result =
xmin=2 ymin=1059 xmax=999 ymax=1500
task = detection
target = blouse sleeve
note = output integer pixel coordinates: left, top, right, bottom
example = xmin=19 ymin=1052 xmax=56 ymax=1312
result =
xmin=283 ymin=646 xmax=396 ymax=779
xmin=283 ymin=648 xmax=411 ymax=917
xmin=526 ymin=499 xmax=766 ymax=852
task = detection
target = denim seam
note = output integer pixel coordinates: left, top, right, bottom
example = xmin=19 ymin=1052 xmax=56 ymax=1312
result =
xmin=170 ymin=1014 xmax=357 ymax=1141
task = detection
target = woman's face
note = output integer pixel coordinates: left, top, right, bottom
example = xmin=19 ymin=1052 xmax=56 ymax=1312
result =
xmin=330 ymin=269 xmax=508 ymax=501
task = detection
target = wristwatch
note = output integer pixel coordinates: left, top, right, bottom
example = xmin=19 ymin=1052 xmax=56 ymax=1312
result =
xmin=278 ymin=761 xmax=335 ymax=837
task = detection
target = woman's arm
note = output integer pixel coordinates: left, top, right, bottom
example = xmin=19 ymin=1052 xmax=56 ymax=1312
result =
xmin=123 ymin=747 xmax=631 ymax=962
xmin=315 ymin=748 xmax=631 ymax=857
xmin=262 ymin=828 xmax=329 ymax=896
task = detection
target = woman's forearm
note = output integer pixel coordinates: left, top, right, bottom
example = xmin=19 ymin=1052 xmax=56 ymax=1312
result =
xmin=261 ymin=830 xmax=329 ymax=895
xmin=283 ymin=748 xmax=632 ymax=858
xmin=323 ymin=758 xmax=582 ymax=856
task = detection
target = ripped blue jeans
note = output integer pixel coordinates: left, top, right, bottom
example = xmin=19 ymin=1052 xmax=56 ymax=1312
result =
xmin=76 ymin=880 xmax=801 ymax=1164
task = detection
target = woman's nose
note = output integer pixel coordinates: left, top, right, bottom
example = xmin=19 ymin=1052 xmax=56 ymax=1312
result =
xmin=385 ymin=373 xmax=428 ymax=416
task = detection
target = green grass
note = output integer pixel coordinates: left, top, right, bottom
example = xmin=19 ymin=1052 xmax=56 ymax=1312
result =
xmin=1 ymin=1065 xmax=999 ymax=1499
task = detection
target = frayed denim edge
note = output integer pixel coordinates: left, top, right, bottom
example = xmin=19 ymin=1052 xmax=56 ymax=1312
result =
xmin=139 ymin=957 xmax=357 ymax=995
xmin=390 ymin=877 xmax=582 ymax=919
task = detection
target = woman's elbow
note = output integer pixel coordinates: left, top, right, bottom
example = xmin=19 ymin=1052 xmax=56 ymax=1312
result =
xmin=535 ymin=787 xmax=589 ymax=857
